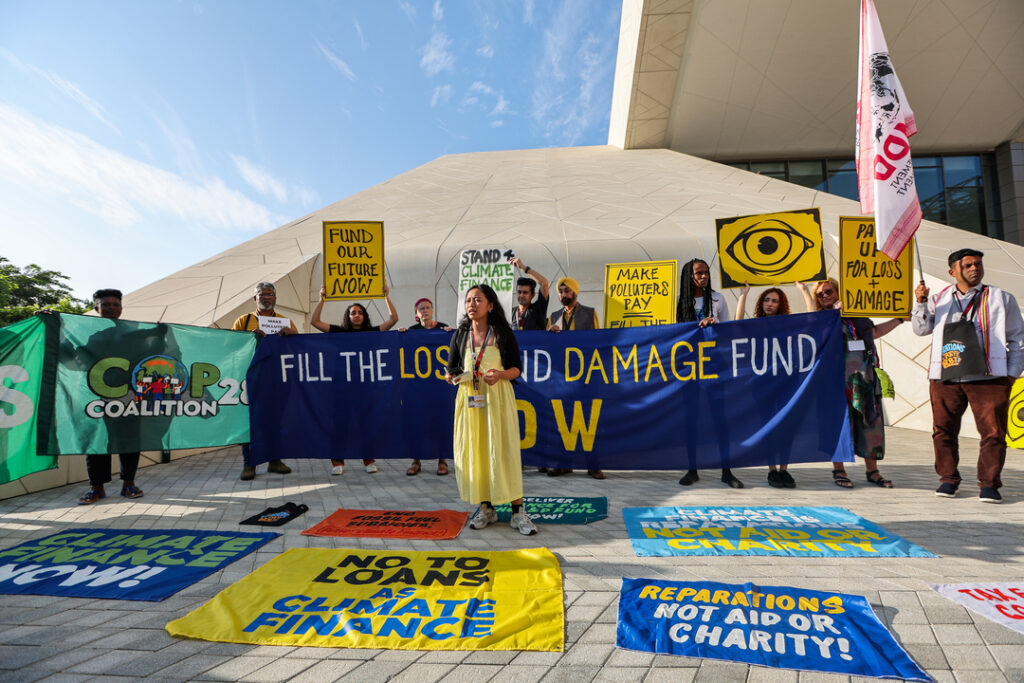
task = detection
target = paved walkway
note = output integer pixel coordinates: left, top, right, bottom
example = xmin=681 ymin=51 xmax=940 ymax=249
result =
xmin=1 ymin=427 xmax=1023 ymax=682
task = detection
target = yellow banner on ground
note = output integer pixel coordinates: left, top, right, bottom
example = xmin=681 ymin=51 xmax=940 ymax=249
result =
xmin=716 ymin=208 xmax=826 ymax=288
xmin=838 ymin=216 xmax=913 ymax=318
xmin=603 ymin=260 xmax=677 ymax=328
xmin=323 ymin=221 xmax=385 ymax=300
xmin=166 ymin=548 xmax=564 ymax=651
xmin=1008 ymin=377 xmax=1024 ymax=448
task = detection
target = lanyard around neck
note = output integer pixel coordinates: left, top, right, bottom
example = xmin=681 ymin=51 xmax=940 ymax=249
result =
xmin=471 ymin=327 xmax=491 ymax=390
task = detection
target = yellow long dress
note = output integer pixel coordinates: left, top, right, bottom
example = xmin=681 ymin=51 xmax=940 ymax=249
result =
xmin=453 ymin=339 xmax=523 ymax=505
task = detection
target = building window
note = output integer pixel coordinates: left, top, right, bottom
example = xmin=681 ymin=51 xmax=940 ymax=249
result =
xmin=730 ymin=154 xmax=1003 ymax=238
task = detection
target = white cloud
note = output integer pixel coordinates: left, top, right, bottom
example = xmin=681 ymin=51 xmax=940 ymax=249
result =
xmin=316 ymin=41 xmax=357 ymax=81
xmin=430 ymin=84 xmax=452 ymax=108
xmin=420 ymin=31 xmax=454 ymax=77
xmin=231 ymin=154 xmax=288 ymax=202
xmin=0 ymin=104 xmax=280 ymax=232
xmin=432 ymin=0 xmax=443 ymax=22
xmin=490 ymin=120 xmax=504 ymax=128
xmin=524 ymin=0 xmax=535 ymax=25
xmin=146 ymin=97 xmax=204 ymax=179
xmin=476 ymin=45 xmax=495 ymax=59
xmin=470 ymin=81 xmax=494 ymax=95
xmin=353 ymin=18 xmax=368 ymax=49
xmin=531 ymin=0 xmax=615 ymax=145
xmin=491 ymin=95 xmax=510 ymax=116
xmin=1 ymin=48 xmax=120 ymax=134
xmin=398 ymin=1 xmax=416 ymax=22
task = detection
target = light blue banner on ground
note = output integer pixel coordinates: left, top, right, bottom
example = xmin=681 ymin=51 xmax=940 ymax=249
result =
xmin=622 ymin=506 xmax=935 ymax=558
xmin=616 ymin=578 xmax=930 ymax=681
xmin=0 ymin=528 xmax=278 ymax=601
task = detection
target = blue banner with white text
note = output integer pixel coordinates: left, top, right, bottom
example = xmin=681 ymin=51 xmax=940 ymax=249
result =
xmin=623 ymin=506 xmax=935 ymax=557
xmin=248 ymin=311 xmax=853 ymax=469
xmin=0 ymin=528 xmax=278 ymax=601
xmin=616 ymin=578 xmax=930 ymax=681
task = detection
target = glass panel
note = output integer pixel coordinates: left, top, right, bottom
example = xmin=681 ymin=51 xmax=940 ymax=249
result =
xmin=727 ymin=162 xmax=750 ymax=170
xmin=918 ymin=165 xmax=946 ymax=223
xmin=825 ymin=170 xmax=859 ymax=200
xmin=750 ymin=161 xmax=786 ymax=175
xmin=946 ymin=188 xmax=983 ymax=233
xmin=913 ymin=156 xmax=940 ymax=167
xmin=827 ymin=158 xmax=856 ymax=171
xmin=788 ymin=160 xmax=825 ymax=189
xmin=943 ymin=156 xmax=981 ymax=187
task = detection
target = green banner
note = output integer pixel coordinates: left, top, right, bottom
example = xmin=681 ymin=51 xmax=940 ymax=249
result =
xmin=0 ymin=316 xmax=56 ymax=484
xmin=38 ymin=314 xmax=256 ymax=455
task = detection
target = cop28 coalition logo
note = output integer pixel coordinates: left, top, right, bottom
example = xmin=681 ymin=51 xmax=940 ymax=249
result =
xmin=86 ymin=354 xmax=247 ymax=419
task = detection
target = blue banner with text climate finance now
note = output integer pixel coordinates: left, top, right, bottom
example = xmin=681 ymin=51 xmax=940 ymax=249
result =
xmin=247 ymin=310 xmax=853 ymax=469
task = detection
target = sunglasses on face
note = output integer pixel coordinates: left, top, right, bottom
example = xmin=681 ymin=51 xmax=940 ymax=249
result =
xmin=816 ymin=288 xmax=835 ymax=297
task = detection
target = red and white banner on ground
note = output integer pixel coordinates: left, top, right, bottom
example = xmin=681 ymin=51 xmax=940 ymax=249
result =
xmin=856 ymin=0 xmax=922 ymax=260
xmin=931 ymin=583 xmax=1024 ymax=635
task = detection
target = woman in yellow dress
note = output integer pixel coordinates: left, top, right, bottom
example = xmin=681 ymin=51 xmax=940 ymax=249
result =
xmin=445 ymin=284 xmax=537 ymax=535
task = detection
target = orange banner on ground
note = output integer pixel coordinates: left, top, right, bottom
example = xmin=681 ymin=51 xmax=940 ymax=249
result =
xmin=302 ymin=509 xmax=469 ymax=540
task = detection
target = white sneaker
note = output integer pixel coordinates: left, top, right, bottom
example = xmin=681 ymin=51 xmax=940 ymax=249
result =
xmin=331 ymin=465 xmax=344 ymax=476
xmin=365 ymin=463 xmax=378 ymax=474
xmin=469 ymin=506 xmax=498 ymax=529
xmin=510 ymin=511 xmax=538 ymax=536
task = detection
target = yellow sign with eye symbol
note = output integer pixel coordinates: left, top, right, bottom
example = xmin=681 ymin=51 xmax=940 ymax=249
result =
xmin=1008 ymin=377 xmax=1024 ymax=448
xmin=716 ymin=208 xmax=827 ymax=288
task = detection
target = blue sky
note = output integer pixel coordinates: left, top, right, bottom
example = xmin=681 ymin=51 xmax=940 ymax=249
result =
xmin=0 ymin=0 xmax=622 ymax=300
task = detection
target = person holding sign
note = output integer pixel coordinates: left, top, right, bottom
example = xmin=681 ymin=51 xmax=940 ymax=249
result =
xmin=912 ymin=249 xmax=1024 ymax=503
xmin=676 ymin=259 xmax=743 ymax=489
xmin=445 ymin=284 xmax=537 ymax=536
xmin=311 ymin=283 xmax=398 ymax=475
xmin=546 ymin=276 xmax=605 ymax=479
xmin=735 ymin=284 xmax=797 ymax=489
xmin=233 ymin=282 xmax=295 ymax=482
xmin=509 ymin=257 xmax=550 ymax=331
xmin=400 ymin=297 xmax=452 ymax=476
xmin=809 ymin=278 xmax=902 ymax=489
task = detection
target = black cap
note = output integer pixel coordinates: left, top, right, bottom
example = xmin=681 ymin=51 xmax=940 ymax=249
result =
xmin=947 ymin=248 xmax=983 ymax=268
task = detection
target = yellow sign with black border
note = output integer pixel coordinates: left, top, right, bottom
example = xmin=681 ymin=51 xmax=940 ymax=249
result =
xmin=323 ymin=220 xmax=385 ymax=300
xmin=716 ymin=209 xmax=826 ymax=288
xmin=838 ymin=216 xmax=913 ymax=318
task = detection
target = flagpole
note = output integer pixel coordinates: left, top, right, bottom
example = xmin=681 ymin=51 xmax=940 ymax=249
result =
xmin=914 ymin=238 xmax=924 ymax=285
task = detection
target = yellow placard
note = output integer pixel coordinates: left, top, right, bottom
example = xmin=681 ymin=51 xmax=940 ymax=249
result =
xmin=838 ymin=217 xmax=913 ymax=318
xmin=716 ymin=208 xmax=827 ymax=288
xmin=603 ymin=260 xmax=677 ymax=328
xmin=166 ymin=548 xmax=564 ymax=651
xmin=1008 ymin=378 xmax=1024 ymax=448
xmin=323 ymin=221 xmax=385 ymax=300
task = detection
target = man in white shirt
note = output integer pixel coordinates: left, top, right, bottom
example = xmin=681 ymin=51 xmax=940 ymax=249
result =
xmin=912 ymin=248 xmax=1024 ymax=503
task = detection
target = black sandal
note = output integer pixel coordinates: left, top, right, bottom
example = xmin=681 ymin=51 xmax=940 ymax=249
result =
xmin=832 ymin=470 xmax=853 ymax=489
xmin=865 ymin=470 xmax=893 ymax=488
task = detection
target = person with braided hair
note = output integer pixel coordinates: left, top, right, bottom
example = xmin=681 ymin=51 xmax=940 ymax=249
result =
xmin=675 ymin=259 xmax=744 ymax=489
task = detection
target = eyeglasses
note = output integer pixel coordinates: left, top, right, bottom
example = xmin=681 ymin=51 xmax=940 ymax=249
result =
xmin=816 ymin=288 xmax=835 ymax=298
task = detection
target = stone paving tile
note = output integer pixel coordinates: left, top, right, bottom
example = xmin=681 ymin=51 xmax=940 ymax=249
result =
xmin=540 ymin=664 xmax=601 ymax=682
xmin=285 ymin=659 xmax=363 ymax=682
xmin=744 ymin=666 xmax=798 ymax=682
xmin=643 ymin=669 xmax=698 ymax=682
xmin=239 ymin=657 xmax=317 ymax=682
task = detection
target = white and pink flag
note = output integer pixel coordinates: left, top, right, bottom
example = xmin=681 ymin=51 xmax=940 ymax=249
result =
xmin=856 ymin=0 xmax=922 ymax=260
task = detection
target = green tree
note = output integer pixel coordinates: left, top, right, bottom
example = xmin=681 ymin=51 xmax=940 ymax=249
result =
xmin=0 ymin=257 xmax=90 ymax=326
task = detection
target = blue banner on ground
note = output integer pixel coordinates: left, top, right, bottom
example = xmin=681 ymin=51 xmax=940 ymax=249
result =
xmin=623 ymin=506 xmax=935 ymax=558
xmin=0 ymin=528 xmax=278 ymax=601
xmin=616 ymin=578 xmax=930 ymax=681
xmin=248 ymin=311 xmax=853 ymax=469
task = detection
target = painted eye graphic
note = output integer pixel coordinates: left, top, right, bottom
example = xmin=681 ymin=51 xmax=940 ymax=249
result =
xmin=1009 ymin=386 xmax=1024 ymax=438
xmin=724 ymin=220 xmax=814 ymax=277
